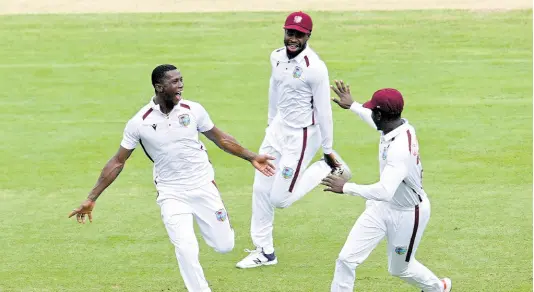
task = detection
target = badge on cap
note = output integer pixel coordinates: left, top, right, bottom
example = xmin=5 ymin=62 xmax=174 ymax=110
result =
xmin=294 ymin=15 xmax=302 ymax=23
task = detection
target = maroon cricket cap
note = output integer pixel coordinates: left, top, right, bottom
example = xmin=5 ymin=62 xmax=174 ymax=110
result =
xmin=363 ymin=88 xmax=404 ymax=115
xmin=283 ymin=11 xmax=313 ymax=34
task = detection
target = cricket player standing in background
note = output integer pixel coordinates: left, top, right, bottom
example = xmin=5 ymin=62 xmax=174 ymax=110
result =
xmin=68 ymin=64 xmax=276 ymax=292
xmin=322 ymin=80 xmax=451 ymax=292
xmin=237 ymin=12 xmax=351 ymax=269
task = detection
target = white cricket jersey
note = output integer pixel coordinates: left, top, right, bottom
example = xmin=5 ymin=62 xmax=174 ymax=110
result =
xmin=268 ymin=45 xmax=334 ymax=154
xmin=344 ymin=105 xmax=426 ymax=208
xmin=120 ymin=97 xmax=215 ymax=190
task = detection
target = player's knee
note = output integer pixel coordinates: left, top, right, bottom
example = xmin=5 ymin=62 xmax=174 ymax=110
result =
xmin=336 ymin=246 xmax=369 ymax=270
xmin=388 ymin=264 xmax=409 ymax=277
xmin=271 ymin=197 xmax=292 ymax=209
xmin=172 ymin=239 xmax=196 ymax=256
xmin=270 ymin=192 xmax=293 ymax=209
xmin=336 ymin=253 xmax=360 ymax=270
xmin=270 ymin=197 xmax=291 ymax=209
xmin=213 ymin=236 xmax=234 ymax=254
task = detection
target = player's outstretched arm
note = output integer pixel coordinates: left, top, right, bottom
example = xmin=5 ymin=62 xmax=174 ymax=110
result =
xmin=330 ymin=80 xmax=377 ymax=130
xmin=68 ymin=146 xmax=134 ymax=223
xmin=321 ymin=148 xmax=408 ymax=201
xmin=202 ymin=126 xmax=276 ymax=177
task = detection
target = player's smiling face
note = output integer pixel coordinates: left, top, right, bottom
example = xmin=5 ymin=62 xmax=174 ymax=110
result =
xmin=159 ymin=70 xmax=184 ymax=102
xmin=284 ymin=29 xmax=309 ymax=54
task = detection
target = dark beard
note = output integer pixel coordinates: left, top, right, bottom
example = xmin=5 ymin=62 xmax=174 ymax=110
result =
xmin=285 ymin=42 xmax=307 ymax=59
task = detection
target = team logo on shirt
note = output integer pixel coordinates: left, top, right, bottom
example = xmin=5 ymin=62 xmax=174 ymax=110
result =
xmin=293 ymin=66 xmax=303 ymax=78
xmin=215 ymin=208 xmax=227 ymax=222
xmin=395 ymin=246 xmax=408 ymax=255
xmin=281 ymin=167 xmax=294 ymax=179
xmin=178 ymin=114 xmax=191 ymax=127
xmin=151 ymin=124 xmax=157 ymax=131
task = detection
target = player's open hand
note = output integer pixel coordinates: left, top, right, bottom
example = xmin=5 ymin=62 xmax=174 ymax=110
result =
xmin=251 ymin=154 xmax=276 ymax=177
xmin=68 ymin=199 xmax=95 ymax=224
xmin=321 ymin=174 xmax=348 ymax=194
xmin=330 ymin=80 xmax=354 ymax=109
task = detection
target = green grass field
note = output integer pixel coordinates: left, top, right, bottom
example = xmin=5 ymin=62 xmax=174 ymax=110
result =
xmin=0 ymin=10 xmax=532 ymax=292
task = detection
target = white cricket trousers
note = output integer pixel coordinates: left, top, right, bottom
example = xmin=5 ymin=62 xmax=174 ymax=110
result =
xmin=331 ymin=198 xmax=444 ymax=292
xmin=251 ymin=118 xmax=332 ymax=253
xmin=157 ymin=181 xmax=234 ymax=292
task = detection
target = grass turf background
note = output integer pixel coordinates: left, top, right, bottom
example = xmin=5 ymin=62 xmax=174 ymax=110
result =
xmin=0 ymin=10 xmax=531 ymax=291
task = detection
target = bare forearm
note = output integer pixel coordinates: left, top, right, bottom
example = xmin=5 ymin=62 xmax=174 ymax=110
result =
xmin=216 ymin=135 xmax=256 ymax=162
xmin=88 ymin=158 xmax=125 ymax=201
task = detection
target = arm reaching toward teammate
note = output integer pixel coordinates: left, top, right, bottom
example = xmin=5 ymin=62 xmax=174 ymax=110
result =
xmin=321 ymin=146 xmax=408 ymax=201
xmin=321 ymin=163 xmax=406 ymax=202
xmin=330 ymin=80 xmax=377 ymax=130
xmin=68 ymin=146 xmax=134 ymax=223
xmin=202 ymin=126 xmax=276 ymax=177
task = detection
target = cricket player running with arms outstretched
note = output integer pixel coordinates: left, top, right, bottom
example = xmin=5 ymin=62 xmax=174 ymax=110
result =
xmin=237 ymin=12 xmax=351 ymax=268
xmin=322 ymin=80 xmax=451 ymax=292
xmin=68 ymin=64 xmax=275 ymax=292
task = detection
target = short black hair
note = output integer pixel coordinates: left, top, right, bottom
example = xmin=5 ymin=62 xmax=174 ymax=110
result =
xmin=151 ymin=64 xmax=177 ymax=87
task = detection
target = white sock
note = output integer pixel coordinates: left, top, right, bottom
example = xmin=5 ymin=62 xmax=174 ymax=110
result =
xmin=263 ymin=246 xmax=275 ymax=254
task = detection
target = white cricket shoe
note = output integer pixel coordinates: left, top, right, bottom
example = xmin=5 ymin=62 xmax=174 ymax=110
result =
xmin=236 ymin=248 xmax=278 ymax=269
xmin=329 ymin=150 xmax=352 ymax=180
xmin=441 ymin=278 xmax=452 ymax=292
